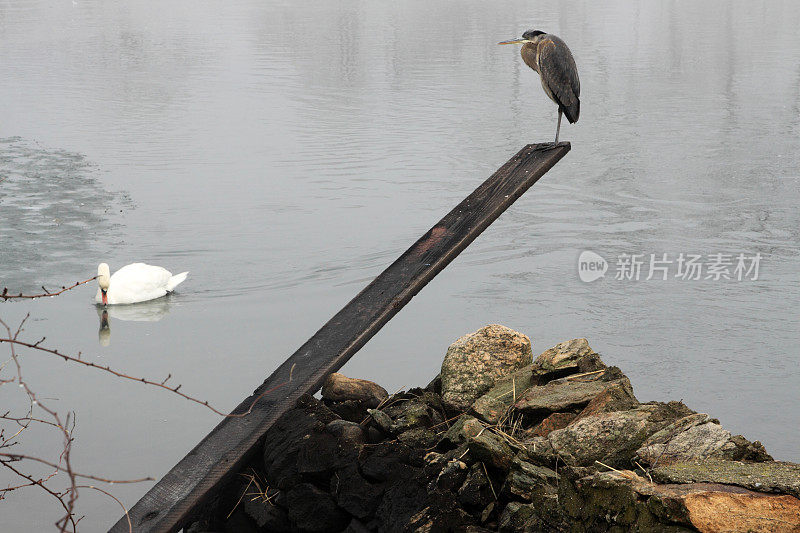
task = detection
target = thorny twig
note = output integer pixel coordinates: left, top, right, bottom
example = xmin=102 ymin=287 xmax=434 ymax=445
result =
xmin=1 ymin=277 xmax=98 ymax=301
xmin=74 ymin=485 xmax=131 ymax=533
xmin=0 ymin=453 xmax=153 ymax=484
xmin=0 ymin=315 xmax=80 ymax=532
xmin=0 ymin=318 xmax=287 ymax=417
xmin=0 ymin=305 xmax=289 ymax=531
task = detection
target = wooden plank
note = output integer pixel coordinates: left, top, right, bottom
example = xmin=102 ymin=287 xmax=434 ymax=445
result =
xmin=109 ymin=142 xmax=570 ymax=533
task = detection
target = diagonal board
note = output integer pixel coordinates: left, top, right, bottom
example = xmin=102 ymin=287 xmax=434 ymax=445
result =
xmin=109 ymin=142 xmax=570 ymax=533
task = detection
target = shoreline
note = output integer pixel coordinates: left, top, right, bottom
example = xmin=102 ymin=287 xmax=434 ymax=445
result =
xmin=187 ymin=325 xmax=800 ymax=533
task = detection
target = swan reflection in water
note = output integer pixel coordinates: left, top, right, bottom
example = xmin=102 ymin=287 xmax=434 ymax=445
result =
xmin=97 ymin=297 xmax=173 ymax=346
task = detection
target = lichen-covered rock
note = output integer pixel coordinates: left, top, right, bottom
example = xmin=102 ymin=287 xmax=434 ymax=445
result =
xmin=397 ymin=427 xmax=438 ymax=449
xmin=441 ymin=415 xmax=486 ymax=447
xmin=430 ymin=457 xmax=469 ymax=492
xmin=520 ymin=437 xmax=559 ymax=466
xmin=457 ymin=462 xmax=495 ymax=507
xmin=441 ymin=325 xmax=532 ymax=412
xmin=224 ymin=337 xmax=800 ymax=533
xmin=547 ymin=402 xmax=694 ymax=467
xmin=573 ymin=379 xmax=639 ymax=421
xmin=322 ymin=373 xmax=388 ymax=405
xmin=528 ymin=412 xmax=577 ymax=437
xmin=366 ymin=408 xmax=393 ymax=434
xmin=571 ymin=470 xmax=800 ymax=533
xmin=497 ymin=501 xmax=544 ymax=532
xmin=467 ymin=428 xmax=515 ymax=470
xmin=514 ymin=374 xmax=634 ymax=417
xmin=384 ymin=399 xmax=433 ymax=434
xmin=652 ymin=459 xmax=800 ymax=499
xmin=500 ymin=454 xmax=559 ymax=501
xmin=533 ymin=338 xmax=604 ymax=374
xmin=471 ymin=365 xmax=537 ymax=424
xmin=637 ymin=414 xmax=773 ymax=466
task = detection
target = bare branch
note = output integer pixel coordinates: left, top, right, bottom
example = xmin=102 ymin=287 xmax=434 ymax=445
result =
xmin=0 ymin=294 xmax=291 ymax=529
xmin=0 ymin=460 xmax=78 ymax=533
xmin=1 ymin=277 xmax=98 ymax=301
xmin=73 ymin=485 xmax=132 ymax=533
xmin=0 ymin=333 xmax=287 ymax=417
xmin=0 ymin=453 xmax=153 ymax=484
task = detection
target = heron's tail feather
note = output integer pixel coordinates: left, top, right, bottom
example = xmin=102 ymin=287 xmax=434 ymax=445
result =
xmin=167 ymin=272 xmax=188 ymax=292
xmin=563 ymin=99 xmax=579 ymax=124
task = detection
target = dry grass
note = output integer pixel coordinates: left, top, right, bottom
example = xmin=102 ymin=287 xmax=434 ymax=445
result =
xmin=227 ymin=469 xmax=277 ymax=519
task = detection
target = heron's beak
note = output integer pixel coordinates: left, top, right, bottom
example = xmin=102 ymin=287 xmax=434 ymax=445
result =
xmin=498 ymin=39 xmax=528 ymax=45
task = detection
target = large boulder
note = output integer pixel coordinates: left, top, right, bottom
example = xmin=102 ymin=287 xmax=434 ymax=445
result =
xmin=440 ymin=325 xmax=532 ymax=412
xmin=547 ymin=402 xmax=694 ymax=467
xmin=636 ymin=414 xmax=772 ymax=466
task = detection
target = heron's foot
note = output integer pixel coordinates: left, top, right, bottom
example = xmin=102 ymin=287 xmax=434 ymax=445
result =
xmin=535 ymin=141 xmax=562 ymax=151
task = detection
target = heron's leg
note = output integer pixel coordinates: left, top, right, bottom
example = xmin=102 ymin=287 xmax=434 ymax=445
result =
xmin=554 ymin=109 xmax=562 ymax=145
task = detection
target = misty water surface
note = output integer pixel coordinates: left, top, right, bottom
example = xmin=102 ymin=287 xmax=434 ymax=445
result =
xmin=1 ymin=0 xmax=799 ymax=530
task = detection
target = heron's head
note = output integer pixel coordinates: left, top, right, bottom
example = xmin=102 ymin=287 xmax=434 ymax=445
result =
xmin=97 ymin=263 xmax=111 ymax=291
xmin=498 ymin=30 xmax=546 ymax=46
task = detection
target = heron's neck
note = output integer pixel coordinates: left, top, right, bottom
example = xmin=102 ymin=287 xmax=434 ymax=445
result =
xmin=520 ymin=43 xmax=539 ymax=73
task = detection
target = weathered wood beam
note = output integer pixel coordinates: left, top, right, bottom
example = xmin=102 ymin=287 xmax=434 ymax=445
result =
xmin=109 ymin=142 xmax=570 ymax=533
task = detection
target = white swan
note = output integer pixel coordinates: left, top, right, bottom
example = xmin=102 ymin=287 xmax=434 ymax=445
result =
xmin=96 ymin=263 xmax=188 ymax=305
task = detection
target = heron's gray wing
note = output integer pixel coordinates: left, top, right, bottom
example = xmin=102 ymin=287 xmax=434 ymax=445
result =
xmin=538 ymin=37 xmax=580 ymax=123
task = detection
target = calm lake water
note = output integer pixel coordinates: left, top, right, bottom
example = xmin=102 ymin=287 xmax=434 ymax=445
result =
xmin=1 ymin=0 xmax=799 ymax=530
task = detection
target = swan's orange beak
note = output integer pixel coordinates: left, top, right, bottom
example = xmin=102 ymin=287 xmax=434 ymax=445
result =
xmin=101 ymin=290 xmax=108 ymax=306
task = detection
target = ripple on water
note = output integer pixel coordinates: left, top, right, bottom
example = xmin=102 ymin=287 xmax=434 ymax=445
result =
xmin=0 ymin=137 xmax=132 ymax=290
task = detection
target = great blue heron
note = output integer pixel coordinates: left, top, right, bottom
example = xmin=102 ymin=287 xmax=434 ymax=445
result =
xmin=499 ymin=30 xmax=580 ymax=145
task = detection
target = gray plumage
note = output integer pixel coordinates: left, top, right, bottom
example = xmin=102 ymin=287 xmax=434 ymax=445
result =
xmin=500 ymin=30 xmax=580 ymax=144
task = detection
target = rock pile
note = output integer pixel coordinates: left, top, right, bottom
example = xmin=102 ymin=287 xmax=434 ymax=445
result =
xmin=187 ymin=325 xmax=800 ymax=533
